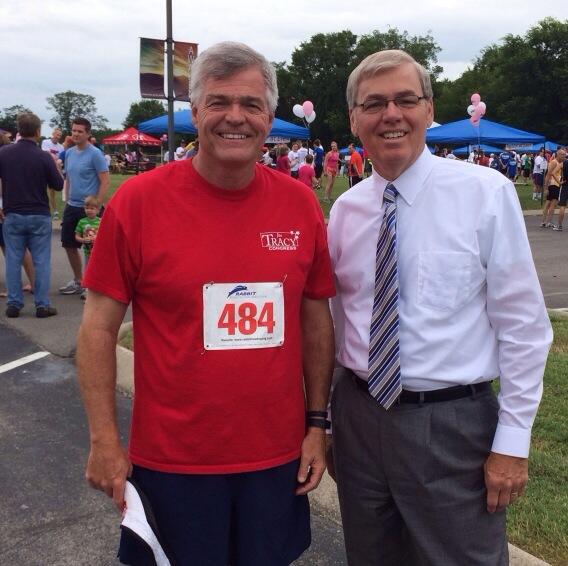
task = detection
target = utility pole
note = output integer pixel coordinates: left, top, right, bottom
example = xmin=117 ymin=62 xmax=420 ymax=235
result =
xmin=166 ymin=0 xmax=175 ymax=162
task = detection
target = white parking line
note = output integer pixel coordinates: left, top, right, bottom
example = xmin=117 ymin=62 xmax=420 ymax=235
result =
xmin=0 ymin=351 xmax=50 ymax=374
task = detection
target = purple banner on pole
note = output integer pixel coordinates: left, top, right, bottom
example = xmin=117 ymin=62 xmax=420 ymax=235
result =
xmin=173 ymin=42 xmax=198 ymax=102
xmin=140 ymin=38 xmax=166 ymax=99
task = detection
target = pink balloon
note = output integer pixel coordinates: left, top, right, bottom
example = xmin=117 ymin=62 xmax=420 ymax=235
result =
xmin=477 ymin=101 xmax=487 ymax=115
xmin=470 ymin=116 xmax=480 ymax=126
xmin=471 ymin=93 xmax=481 ymax=106
xmin=473 ymin=105 xmax=484 ymax=120
xmin=302 ymin=100 xmax=314 ymax=117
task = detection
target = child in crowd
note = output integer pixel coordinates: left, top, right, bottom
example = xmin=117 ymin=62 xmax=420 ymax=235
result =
xmin=298 ymin=154 xmax=317 ymax=190
xmin=75 ymin=196 xmax=101 ymax=300
xmin=276 ymin=145 xmax=291 ymax=175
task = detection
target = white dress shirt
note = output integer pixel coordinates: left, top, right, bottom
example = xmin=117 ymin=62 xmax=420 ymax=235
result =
xmin=328 ymin=146 xmax=552 ymax=458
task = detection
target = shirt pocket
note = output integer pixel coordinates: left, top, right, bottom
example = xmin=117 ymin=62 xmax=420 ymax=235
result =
xmin=417 ymin=251 xmax=472 ymax=311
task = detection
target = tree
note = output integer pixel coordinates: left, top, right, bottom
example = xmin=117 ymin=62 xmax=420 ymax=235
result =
xmin=0 ymin=104 xmax=33 ymax=135
xmin=276 ymin=28 xmax=443 ymax=146
xmin=122 ymin=100 xmax=166 ymax=129
xmin=46 ymin=91 xmax=108 ymax=134
xmin=435 ymin=18 xmax=568 ymax=142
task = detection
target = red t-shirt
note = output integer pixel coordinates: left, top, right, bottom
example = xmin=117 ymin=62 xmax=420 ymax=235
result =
xmin=298 ymin=164 xmax=315 ymax=188
xmin=348 ymin=152 xmax=363 ymax=176
xmin=276 ymin=155 xmax=290 ymax=174
xmin=84 ymin=159 xmax=335 ymax=474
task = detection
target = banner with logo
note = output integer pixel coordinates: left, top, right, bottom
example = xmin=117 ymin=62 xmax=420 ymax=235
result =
xmin=173 ymin=42 xmax=198 ymax=102
xmin=140 ymin=38 xmax=166 ymax=99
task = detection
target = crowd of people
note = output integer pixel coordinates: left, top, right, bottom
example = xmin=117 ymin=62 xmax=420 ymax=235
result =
xmin=0 ymin=39 xmax=557 ymax=566
xmin=0 ymin=115 xmax=108 ymax=314
xmin=436 ymin=145 xmax=568 ymax=231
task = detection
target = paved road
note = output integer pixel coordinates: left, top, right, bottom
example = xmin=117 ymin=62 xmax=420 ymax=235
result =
xmin=0 ymin=323 xmax=347 ymax=565
xmin=0 ymin=212 xmax=563 ymax=565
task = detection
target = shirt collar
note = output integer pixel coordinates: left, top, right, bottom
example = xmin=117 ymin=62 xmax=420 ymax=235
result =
xmin=372 ymin=145 xmax=435 ymax=206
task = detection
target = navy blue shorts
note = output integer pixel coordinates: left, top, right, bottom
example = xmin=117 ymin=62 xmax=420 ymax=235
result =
xmin=118 ymin=459 xmax=310 ymax=566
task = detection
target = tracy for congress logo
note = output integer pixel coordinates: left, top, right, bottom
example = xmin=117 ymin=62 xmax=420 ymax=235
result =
xmin=260 ymin=231 xmax=300 ymax=251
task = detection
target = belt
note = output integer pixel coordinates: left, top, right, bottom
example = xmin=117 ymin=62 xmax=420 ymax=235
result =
xmin=353 ymin=375 xmax=492 ymax=404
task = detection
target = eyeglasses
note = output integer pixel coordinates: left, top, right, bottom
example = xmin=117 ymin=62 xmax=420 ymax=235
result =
xmin=353 ymin=94 xmax=427 ymax=114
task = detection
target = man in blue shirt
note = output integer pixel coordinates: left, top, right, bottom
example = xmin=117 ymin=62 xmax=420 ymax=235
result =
xmin=0 ymin=112 xmax=63 ymax=317
xmin=312 ymin=139 xmax=325 ymax=189
xmin=60 ymin=117 xmax=108 ymax=295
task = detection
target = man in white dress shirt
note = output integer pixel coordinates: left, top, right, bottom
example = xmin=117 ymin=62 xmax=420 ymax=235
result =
xmin=327 ymin=50 xmax=552 ymax=565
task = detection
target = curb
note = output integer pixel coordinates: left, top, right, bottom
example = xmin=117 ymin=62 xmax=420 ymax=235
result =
xmin=115 ymin=322 xmax=550 ymax=565
xmin=116 ymin=322 xmax=134 ymax=397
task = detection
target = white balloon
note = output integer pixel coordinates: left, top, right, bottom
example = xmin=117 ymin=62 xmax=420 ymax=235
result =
xmin=305 ymin=111 xmax=316 ymax=124
xmin=293 ymin=104 xmax=305 ymax=118
xmin=477 ymin=101 xmax=487 ymax=115
xmin=467 ymin=104 xmax=476 ymax=116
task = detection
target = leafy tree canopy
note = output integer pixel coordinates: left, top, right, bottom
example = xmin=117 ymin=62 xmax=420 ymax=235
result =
xmin=46 ymin=91 xmax=108 ymax=135
xmin=435 ymin=17 xmax=568 ymax=141
xmin=123 ymin=99 xmax=165 ymax=129
xmin=0 ymin=105 xmax=33 ymax=135
xmin=276 ymin=28 xmax=441 ymax=146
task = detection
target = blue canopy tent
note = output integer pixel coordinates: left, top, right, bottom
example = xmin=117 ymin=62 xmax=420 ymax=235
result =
xmin=138 ymin=110 xmax=310 ymax=140
xmin=425 ymin=118 xmax=545 ymax=145
xmin=453 ymin=143 xmax=502 ymax=156
xmin=527 ymin=141 xmax=561 ymax=152
xmin=339 ymin=146 xmax=363 ymax=155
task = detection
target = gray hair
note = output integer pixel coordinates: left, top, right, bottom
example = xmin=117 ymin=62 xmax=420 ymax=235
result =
xmin=346 ymin=49 xmax=433 ymax=109
xmin=190 ymin=41 xmax=278 ymax=115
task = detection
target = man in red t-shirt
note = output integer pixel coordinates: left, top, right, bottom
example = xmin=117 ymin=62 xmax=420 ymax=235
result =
xmin=347 ymin=143 xmax=363 ymax=187
xmin=77 ymin=42 xmax=335 ymax=566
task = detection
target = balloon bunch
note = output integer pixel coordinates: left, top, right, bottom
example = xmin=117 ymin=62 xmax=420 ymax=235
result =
xmin=293 ymin=101 xmax=316 ymax=125
xmin=467 ymin=93 xmax=486 ymax=126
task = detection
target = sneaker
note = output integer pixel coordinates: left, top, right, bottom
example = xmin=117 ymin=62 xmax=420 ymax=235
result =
xmin=59 ymin=279 xmax=83 ymax=295
xmin=5 ymin=305 xmax=21 ymax=318
xmin=546 ymin=223 xmax=555 ymax=228
xmin=552 ymin=225 xmax=563 ymax=231
xmin=540 ymin=222 xmax=547 ymax=227
xmin=80 ymin=290 xmax=87 ymax=301
xmin=36 ymin=306 xmax=57 ymax=318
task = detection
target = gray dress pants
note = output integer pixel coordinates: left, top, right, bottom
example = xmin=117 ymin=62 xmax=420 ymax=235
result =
xmin=331 ymin=368 xmax=508 ymax=566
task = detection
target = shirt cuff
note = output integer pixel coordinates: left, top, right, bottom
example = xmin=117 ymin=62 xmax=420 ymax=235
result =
xmin=491 ymin=423 xmax=532 ymax=458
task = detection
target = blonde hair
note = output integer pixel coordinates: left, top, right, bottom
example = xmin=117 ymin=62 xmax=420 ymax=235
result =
xmin=84 ymin=196 xmax=100 ymax=208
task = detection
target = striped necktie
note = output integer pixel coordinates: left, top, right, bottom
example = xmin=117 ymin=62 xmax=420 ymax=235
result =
xmin=368 ymin=183 xmax=402 ymax=409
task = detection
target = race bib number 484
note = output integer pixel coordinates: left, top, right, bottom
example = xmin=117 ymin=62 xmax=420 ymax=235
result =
xmin=203 ymin=282 xmax=284 ymax=350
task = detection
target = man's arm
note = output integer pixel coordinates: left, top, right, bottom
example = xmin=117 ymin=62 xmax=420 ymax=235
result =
xmin=296 ymin=296 xmax=335 ymax=495
xmin=76 ymin=290 xmax=130 ymax=511
xmin=96 ymin=171 xmax=110 ymax=203
xmin=483 ymin=180 xmax=553 ymax=513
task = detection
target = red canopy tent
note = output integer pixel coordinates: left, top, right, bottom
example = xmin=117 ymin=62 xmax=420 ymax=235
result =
xmin=102 ymin=127 xmax=161 ymax=146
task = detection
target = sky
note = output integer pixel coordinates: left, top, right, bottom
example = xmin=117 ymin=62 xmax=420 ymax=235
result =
xmin=2 ymin=1 xmax=567 ymax=135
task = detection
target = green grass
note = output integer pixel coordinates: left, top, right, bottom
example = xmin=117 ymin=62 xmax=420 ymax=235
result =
xmin=515 ymin=179 xmax=543 ymax=211
xmin=118 ymin=329 xmax=133 ymax=351
xmin=506 ymin=313 xmax=568 ymax=565
xmin=55 ymin=171 xmax=540 ymax=218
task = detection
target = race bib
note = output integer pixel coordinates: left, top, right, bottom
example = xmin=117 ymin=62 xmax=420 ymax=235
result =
xmin=203 ymin=282 xmax=284 ymax=350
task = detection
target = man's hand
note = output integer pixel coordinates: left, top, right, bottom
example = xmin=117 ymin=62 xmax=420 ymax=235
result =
xmin=325 ymin=434 xmax=336 ymax=482
xmin=484 ymin=451 xmax=528 ymax=513
xmin=296 ymin=428 xmax=327 ymax=495
xmin=85 ymin=439 xmax=132 ymax=512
